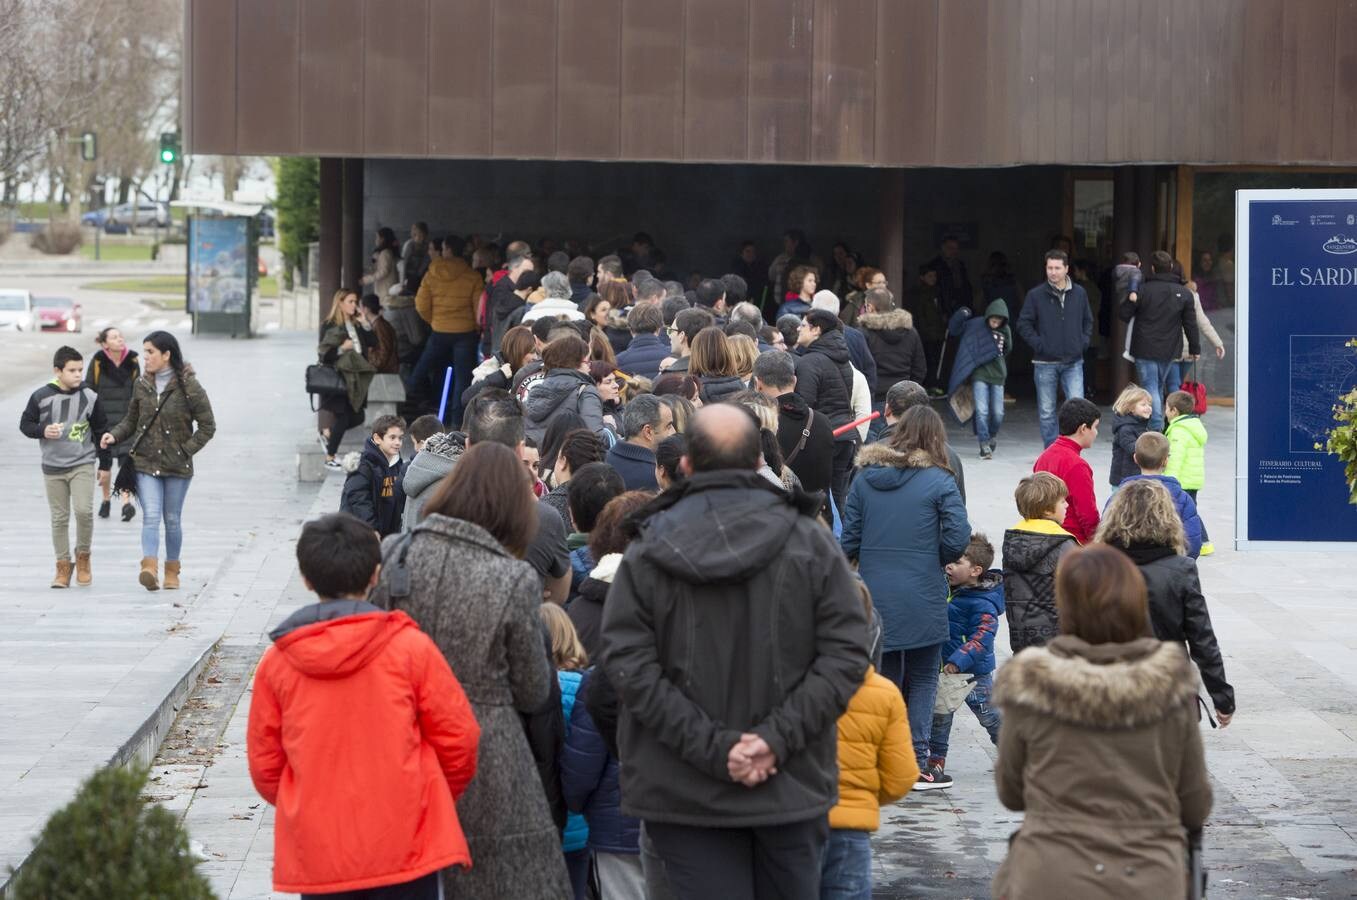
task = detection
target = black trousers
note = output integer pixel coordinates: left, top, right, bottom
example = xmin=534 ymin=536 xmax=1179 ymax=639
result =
xmin=302 ymin=870 xmax=442 ymax=900
xmin=646 ymin=817 xmax=829 ymax=900
xmin=830 ymin=439 xmax=857 ymax=518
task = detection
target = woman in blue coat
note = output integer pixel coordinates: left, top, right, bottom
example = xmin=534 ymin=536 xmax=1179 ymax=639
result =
xmin=841 ymin=405 xmax=970 ymax=782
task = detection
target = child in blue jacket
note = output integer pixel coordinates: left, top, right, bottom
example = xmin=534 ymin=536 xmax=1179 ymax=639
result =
xmin=1111 ymin=431 xmax=1205 ymax=558
xmin=540 ymin=604 xmax=591 ymax=899
xmin=928 ymin=533 xmax=1004 ymax=785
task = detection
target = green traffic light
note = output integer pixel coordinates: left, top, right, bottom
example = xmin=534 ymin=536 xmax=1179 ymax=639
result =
xmin=160 ymin=149 xmax=175 ymax=163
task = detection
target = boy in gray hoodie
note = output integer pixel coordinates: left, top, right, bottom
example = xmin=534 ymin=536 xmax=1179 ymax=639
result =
xmin=19 ymin=346 xmax=108 ymax=588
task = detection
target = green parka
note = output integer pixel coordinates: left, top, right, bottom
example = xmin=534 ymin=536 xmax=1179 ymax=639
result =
xmin=108 ymin=370 xmax=216 ymax=478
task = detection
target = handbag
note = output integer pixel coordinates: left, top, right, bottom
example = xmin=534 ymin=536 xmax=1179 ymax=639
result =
xmin=1179 ymin=362 xmax=1208 ymax=415
xmin=305 ymin=363 xmax=348 ymax=411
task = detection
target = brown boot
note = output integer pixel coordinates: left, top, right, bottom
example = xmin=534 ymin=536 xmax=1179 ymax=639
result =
xmin=75 ymin=551 xmax=92 ymax=587
xmin=51 ymin=560 xmax=73 ymax=589
xmin=139 ymin=557 xmax=160 ymax=591
xmin=163 ymin=560 xmax=180 ymax=591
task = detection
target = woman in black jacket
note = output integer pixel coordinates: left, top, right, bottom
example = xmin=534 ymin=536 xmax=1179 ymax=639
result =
xmin=1096 ymin=479 xmax=1235 ymax=723
xmin=88 ymin=326 xmax=140 ymax=520
xmin=688 ymin=327 xmax=746 ymax=404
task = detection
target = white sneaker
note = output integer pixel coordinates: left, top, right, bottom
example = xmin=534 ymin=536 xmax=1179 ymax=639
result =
xmin=324 ymin=458 xmax=342 ymax=471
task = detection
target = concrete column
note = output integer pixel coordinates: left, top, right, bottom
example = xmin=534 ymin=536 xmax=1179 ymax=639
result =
xmin=318 ymin=158 xmax=342 ymax=329
xmin=341 ymin=158 xmax=365 ymax=291
xmin=878 ymin=169 xmax=905 ymax=303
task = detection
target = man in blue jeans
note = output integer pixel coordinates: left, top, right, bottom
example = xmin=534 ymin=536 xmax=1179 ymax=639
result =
xmin=1017 ymin=249 xmax=1093 ymax=446
xmin=1120 ymin=250 xmax=1200 ymax=430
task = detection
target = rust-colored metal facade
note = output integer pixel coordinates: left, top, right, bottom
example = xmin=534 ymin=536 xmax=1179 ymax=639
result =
xmin=187 ymin=0 xmax=1357 ymax=167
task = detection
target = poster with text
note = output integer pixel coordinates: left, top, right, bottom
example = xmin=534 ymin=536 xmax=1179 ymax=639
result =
xmin=1237 ymin=190 xmax=1357 ymax=549
xmin=188 ymin=217 xmax=248 ymax=314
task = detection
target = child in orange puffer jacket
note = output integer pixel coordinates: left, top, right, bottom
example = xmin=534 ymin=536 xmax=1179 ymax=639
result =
xmin=820 ymin=582 xmax=920 ymax=898
xmin=247 ymin=513 xmax=480 ymax=899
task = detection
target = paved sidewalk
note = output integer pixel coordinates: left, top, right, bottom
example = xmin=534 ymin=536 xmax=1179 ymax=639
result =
xmin=159 ymin=396 xmax=1357 ymax=899
xmin=0 ymin=332 xmax=329 ymax=888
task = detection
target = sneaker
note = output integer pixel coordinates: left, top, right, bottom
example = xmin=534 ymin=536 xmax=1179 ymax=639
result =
xmin=913 ymin=765 xmax=954 ymax=791
xmin=98 ymin=499 xmax=111 ymax=519
xmin=121 ymin=502 xmax=137 ymax=522
xmin=979 ymin=446 xmax=993 ymax=460
xmin=324 ymin=458 xmax=342 ymax=471
xmin=1200 ymin=542 xmax=1215 ymax=557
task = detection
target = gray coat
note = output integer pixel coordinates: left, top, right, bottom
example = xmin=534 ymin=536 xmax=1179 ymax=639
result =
xmin=372 ymin=515 xmax=571 ymax=899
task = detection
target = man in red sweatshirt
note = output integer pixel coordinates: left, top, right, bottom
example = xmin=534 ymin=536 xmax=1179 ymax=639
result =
xmin=1032 ymin=397 xmax=1101 ymax=543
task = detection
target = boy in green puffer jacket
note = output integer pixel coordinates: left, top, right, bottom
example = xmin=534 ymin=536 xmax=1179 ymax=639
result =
xmin=1164 ymin=390 xmax=1212 ymax=555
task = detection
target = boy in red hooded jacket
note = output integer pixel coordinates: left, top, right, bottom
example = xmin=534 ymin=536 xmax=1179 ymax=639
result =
xmin=248 ymin=513 xmax=480 ymax=899
xmin=1032 ymin=397 xmax=1101 ymax=543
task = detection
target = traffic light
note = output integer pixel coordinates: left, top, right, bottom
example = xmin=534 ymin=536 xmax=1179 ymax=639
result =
xmin=159 ymin=132 xmax=180 ymax=165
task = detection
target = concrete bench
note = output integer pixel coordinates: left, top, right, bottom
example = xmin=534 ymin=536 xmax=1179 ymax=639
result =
xmin=297 ymin=433 xmax=327 ymax=482
xmin=365 ymin=373 xmax=407 ymax=426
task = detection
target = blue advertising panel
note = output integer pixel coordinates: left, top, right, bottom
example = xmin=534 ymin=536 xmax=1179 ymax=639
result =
xmin=1236 ymin=190 xmax=1357 ymax=549
xmin=188 ymin=217 xmax=249 ymax=314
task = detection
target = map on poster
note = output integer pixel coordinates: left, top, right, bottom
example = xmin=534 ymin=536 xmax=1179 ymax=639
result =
xmin=1237 ymin=190 xmax=1357 ymax=549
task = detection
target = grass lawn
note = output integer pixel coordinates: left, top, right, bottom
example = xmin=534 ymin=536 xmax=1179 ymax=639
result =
xmin=82 ymin=274 xmax=279 ymax=297
xmin=79 ymin=242 xmax=157 ymax=261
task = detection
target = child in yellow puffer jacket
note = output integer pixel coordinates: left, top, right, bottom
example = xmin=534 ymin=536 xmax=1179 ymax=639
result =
xmin=821 ymin=582 xmax=919 ymax=897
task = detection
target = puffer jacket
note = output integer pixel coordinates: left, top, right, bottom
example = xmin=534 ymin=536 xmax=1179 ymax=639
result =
xmin=247 ymin=601 xmax=480 ymax=895
xmin=947 ymin=299 xmax=1012 ymax=395
xmin=86 ymin=348 xmax=140 ymax=441
xmin=794 ymin=330 xmax=859 ymax=439
xmin=859 ymin=308 xmax=926 ymax=402
xmin=416 ymin=256 xmax=483 ymax=334
xmin=1164 ymin=413 xmax=1207 ymax=490
xmin=827 ymin=667 xmax=918 ymax=831
xmin=340 ymin=438 xmax=406 ymax=538
xmin=1016 ymin=278 xmax=1092 ymax=363
xmin=1120 ymin=271 xmax=1199 ymax=361
xmin=992 ymin=636 xmax=1211 ymax=900
xmin=561 ymin=668 xmax=641 ymax=854
xmin=697 ymin=374 xmax=747 ymax=404
xmin=523 ymin=369 xmax=607 ymax=446
xmin=1108 ymin=411 xmax=1149 ymax=487
xmin=1001 ymin=519 xmax=1078 ymax=654
xmin=841 ymin=444 xmax=970 ymax=651
xmin=400 ymin=432 xmax=464 ymax=532
xmin=600 ymin=470 xmax=868 ymax=828
xmin=1113 ymin=475 xmax=1204 ymax=558
xmin=558 ymin=670 xmax=590 ymax=854
xmin=106 ymin=369 xmax=216 ymax=479
xmin=943 ymin=571 xmax=1005 ymax=676
xmin=1104 ymin=541 xmax=1234 ymax=714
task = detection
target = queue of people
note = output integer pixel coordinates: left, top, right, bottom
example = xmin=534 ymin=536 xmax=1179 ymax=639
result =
xmin=250 ymin=223 xmax=1240 ymax=899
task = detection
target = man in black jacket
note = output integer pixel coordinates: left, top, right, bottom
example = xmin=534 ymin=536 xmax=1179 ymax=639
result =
xmin=753 ymin=350 xmax=835 ymax=508
xmin=1016 ymin=250 xmax=1093 ymax=447
xmin=1120 ymin=250 xmax=1200 ymax=431
xmin=793 ymin=309 xmax=860 ymax=514
xmin=600 ymin=405 xmax=867 ymax=900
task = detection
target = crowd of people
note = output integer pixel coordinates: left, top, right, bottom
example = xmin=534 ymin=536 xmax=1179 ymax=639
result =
xmin=231 ymin=225 xmax=1243 ymax=899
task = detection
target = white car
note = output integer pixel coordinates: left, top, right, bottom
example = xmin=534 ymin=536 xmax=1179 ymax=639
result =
xmin=0 ymin=289 xmax=36 ymax=331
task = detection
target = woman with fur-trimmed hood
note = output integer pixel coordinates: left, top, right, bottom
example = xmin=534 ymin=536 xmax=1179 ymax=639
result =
xmin=858 ymin=290 xmax=927 ymax=403
xmin=992 ymin=544 xmax=1212 ymax=899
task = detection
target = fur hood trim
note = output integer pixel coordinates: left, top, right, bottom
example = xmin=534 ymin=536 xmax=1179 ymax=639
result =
xmin=993 ymin=636 xmax=1198 ymax=730
xmin=340 ymin=450 xmax=362 ymax=474
xmin=857 ymin=308 xmax=914 ymax=331
xmin=854 ymin=442 xmax=936 ymax=470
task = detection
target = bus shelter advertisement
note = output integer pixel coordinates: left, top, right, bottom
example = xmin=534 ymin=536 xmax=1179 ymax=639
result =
xmin=1237 ymin=190 xmax=1357 ymax=549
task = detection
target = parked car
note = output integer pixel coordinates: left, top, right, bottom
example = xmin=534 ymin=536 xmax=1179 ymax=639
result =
xmin=33 ymin=296 xmax=83 ymax=333
xmin=0 ymin=289 xmax=37 ymax=331
xmin=81 ymin=207 xmax=111 ymax=227
xmin=106 ymin=201 xmax=170 ymax=229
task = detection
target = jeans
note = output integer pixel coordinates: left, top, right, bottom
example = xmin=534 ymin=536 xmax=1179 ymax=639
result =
xmin=819 ymin=828 xmax=872 ymax=900
xmin=1033 ymin=361 xmax=1084 ymax=447
xmin=44 ymin=465 xmax=95 ymax=560
xmin=646 ymin=817 xmax=828 ymax=900
xmin=1135 ymin=357 xmax=1176 ymax=431
xmin=137 ymin=473 xmax=191 ymax=560
xmin=928 ymin=672 xmax=1002 ymax=765
xmin=830 ymin=440 xmax=857 ymax=519
xmin=1186 ymin=489 xmax=1211 ymax=543
xmin=302 ymin=870 xmax=442 ymax=899
xmin=880 ymin=644 xmax=943 ymax=765
xmin=971 ymin=379 xmax=1004 ymax=447
xmin=409 ymin=331 xmax=479 ymax=428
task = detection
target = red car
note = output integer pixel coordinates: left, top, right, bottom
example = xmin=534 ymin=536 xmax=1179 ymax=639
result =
xmin=33 ymin=296 xmax=83 ymax=333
